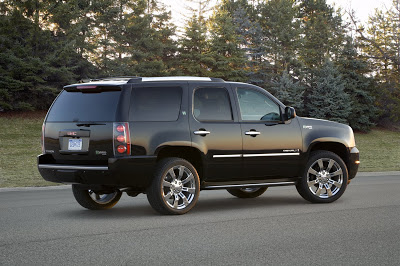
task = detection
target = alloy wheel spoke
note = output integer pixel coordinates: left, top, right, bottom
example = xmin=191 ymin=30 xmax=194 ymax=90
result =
xmin=168 ymin=168 xmax=176 ymax=180
xmin=328 ymin=179 xmax=342 ymax=188
xmin=308 ymin=168 xmax=319 ymax=176
xmin=308 ymin=179 xmax=318 ymax=187
xmin=173 ymin=194 xmax=179 ymax=209
xmin=179 ymin=192 xmax=189 ymax=206
xmin=164 ymin=191 xmax=173 ymax=200
xmin=324 ymin=184 xmax=333 ymax=197
xmin=326 ymin=159 xmax=335 ymax=172
xmin=95 ymin=194 xmax=101 ymax=201
xmin=317 ymin=159 xmax=324 ymax=171
xmin=315 ymin=184 xmax=323 ymax=196
xmin=182 ymin=187 xmax=195 ymax=194
xmin=163 ymin=180 xmax=172 ymax=188
xmin=330 ymin=169 xmax=343 ymax=178
xmin=182 ymin=173 xmax=194 ymax=185
xmin=178 ymin=166 xmax=185 ymax=180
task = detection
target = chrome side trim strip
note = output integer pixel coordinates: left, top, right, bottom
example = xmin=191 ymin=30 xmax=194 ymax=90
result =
xmin=243 ymin=153 xmax=300 ymax=157
xmin=38 ymin=164 xmax=108 ymax=171
xmin=213 ymin=154 xmax=242 ymax=158
xmin=204 ymin=181 xmax=296 ymax=189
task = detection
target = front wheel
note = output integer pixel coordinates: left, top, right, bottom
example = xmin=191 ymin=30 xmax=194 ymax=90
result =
xmin=296 ymin=151 xmax=348 ymax=203
xmin=147 ymin=158 xmax=200 ymax=215
xmin=227 ymin=187 xmax=268 ymax=198
xmin=72 ymin=185 xmax=122 ymax=210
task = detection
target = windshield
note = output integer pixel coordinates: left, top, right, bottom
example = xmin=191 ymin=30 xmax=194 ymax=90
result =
xmin=46 ymin=90 xmax=121 ymax=122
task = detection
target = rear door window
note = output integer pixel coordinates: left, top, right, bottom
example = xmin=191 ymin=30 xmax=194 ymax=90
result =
xmin=130 ymin=87 xmax=182 ymax=122
xmin=193 ymin=87 xmax=233 ymax=121
xmin=46 ymin=90 xmax=121 ymax=122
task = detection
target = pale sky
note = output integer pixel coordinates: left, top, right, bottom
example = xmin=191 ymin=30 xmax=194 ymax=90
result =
xmin=327 ymin=0 xmax=393 ymax=23
xmin=161 ymin=0 xmax=394 ymax=29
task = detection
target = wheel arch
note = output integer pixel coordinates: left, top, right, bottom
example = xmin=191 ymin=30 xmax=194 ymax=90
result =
xmin=155 ymin=146 xmax=204 ymax=181
xmin=307 ymin=141 xmax=349 ymax=169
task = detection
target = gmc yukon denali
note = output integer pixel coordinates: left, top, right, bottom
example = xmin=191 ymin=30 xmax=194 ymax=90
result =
xmin=38 ymin=76 xmax=360 ymax=215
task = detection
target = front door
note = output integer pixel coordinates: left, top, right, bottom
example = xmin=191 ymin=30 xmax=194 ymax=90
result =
xmin=189 ymin=83 xmax=242 ymax=181
xmin=233 ymin=85 xmax=303 ymax=178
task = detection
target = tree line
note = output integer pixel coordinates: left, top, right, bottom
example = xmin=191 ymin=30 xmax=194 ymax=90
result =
xmin=0 ymin=0 xmax=399 ymax=131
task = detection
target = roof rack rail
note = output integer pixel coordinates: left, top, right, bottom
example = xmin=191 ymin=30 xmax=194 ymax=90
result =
xmin=127 ymin=76 xmax=225 ymax=83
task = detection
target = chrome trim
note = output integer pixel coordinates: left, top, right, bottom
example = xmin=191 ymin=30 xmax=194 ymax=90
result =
xmin=142 ymin=77 xmax=212 ymax=82
xmin=193 ymin=130 xmax=210 ymax=135
xmin=213 ymin=154 xmax=242 ymax=158
xmin=38 ymin=164 xmax=108 ymax=171
xmin=245 ymin=131 xmax=261 ymax=136
xmin=243 ymin=153 xmax=300 ymax=157
xmin=204 ymin=181 xmax=296 ymax=189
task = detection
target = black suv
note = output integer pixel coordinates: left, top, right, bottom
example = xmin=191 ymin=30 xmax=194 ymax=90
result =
xmin=38 ymin=77 xmax=359 ymax=215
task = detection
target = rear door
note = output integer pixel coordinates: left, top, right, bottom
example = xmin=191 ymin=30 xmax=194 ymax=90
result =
xmin=188 ymin=83 xmax=243 ymax=181
xmin=44 ymin=86 xmax=126 ymax=163
xmin=233 ymin=84 xmax=303 ymax=178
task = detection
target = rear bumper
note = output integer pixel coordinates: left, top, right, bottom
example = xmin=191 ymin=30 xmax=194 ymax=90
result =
xmin=347 ymin=147 xmax=360 ymax=180
xmin=37 ymin=154 xmax=157 ymax=188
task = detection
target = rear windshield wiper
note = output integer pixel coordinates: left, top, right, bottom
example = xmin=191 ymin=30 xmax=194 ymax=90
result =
xmin=76 ymin=123 xmax=106 ymax=127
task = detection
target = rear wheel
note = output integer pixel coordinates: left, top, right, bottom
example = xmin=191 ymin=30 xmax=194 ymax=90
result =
xmin=227 ymin=187 xmax=268 ymax=198
xmin=72 ymin=185 xmax=122 ymax=210
xmin=147 ymin=158 xmax=200 ymax=215
xmin=296 ymin=151 xmax=348 ymax=203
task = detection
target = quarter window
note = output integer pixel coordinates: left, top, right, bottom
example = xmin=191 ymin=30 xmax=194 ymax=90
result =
xmin=130 ymin=87 xmax=182 ymax=121
xmin=193 ymin=87 xmax=233 ymax=121
xmin=236 ymin=88 xmax=281 ymax=121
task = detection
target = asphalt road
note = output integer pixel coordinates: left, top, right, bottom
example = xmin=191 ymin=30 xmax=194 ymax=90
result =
xmin=1 ymin=173 xmax=400 ymax=266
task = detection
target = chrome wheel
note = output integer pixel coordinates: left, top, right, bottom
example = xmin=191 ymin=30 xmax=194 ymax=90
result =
xmin=161 ymin=165 xmax=196 ymax=210
xmin=240 ymin=187 xmax=262 ymax=193
xmin=72 ymin=185 xmax=122 ymax=210
xmin=88 ymin=190 xmax=120 ymax=205
xmin=306 ymin=158 xmax=343 ymax=199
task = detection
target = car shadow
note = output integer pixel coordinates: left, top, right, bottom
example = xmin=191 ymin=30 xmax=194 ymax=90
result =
xmin=53 ymin=193 xmax=307 ymax=220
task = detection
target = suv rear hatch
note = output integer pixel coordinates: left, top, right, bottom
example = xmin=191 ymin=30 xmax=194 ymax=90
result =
xmin=43 ymin=85 xmax=124 ymax=164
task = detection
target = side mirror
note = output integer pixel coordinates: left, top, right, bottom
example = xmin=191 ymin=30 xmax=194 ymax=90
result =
xmin=285 ymin=106 xmax=296 ymax=120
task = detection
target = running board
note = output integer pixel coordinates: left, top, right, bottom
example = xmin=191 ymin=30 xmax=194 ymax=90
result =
xmin=202 ymin=179 xmax=297 ymax=190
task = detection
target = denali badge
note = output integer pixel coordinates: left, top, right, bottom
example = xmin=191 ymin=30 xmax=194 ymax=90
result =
xmin=95 ymin=151 xmax=107 ymax=156
xmin=303 ymin=125 xmax=312 ymax=129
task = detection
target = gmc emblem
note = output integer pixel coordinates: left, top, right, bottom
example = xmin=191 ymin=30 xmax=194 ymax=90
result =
xmin=67 ymin=132 xmax=77 ymax=136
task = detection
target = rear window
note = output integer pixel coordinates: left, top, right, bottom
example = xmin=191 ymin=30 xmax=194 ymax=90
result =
xmin=46 ymin=90 xmax=121 ymax=122
xmin=130 ymin=87 xmax=182 ymax=121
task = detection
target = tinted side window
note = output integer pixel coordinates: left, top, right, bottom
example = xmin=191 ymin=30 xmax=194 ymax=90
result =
xmin=47 ymin=90 xmax=121 ymax=122
xmin=236 ymin=88 xmax=281 ymax=121
xmin=193 ymin=87 xmax=233 ymax=121
xmin=130 ymin=87 xmax=182 ymax=122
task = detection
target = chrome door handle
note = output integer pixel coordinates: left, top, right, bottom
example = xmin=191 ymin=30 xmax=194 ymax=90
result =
xmin=194 ymin=130 xmax=210 ymax=135
xmin=245 ymin=131 xmax=261 ymax=136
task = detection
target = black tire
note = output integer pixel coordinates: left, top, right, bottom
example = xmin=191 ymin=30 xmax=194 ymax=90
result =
xmin=72 ymin=185 xmax=122 ymax=210
xmin=296 ymin=151 xmax=348 ymax=203
xmin=147 ymin=158 xmax=200 ymax=215
xmin=227 ymin=187 xmax=268 ymax=198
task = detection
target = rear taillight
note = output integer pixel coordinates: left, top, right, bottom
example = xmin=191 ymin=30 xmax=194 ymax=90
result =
xmin=41 ymin=123 xmax=45 ymax=154
xmin=113 ymin=122 xmax=131 ymax=156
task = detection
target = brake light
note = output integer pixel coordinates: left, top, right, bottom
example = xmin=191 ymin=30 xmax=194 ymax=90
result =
xmin=77 ymin=85 xmax=97 ymax=89
xmin=116 ymin=135 xmax=125 ymax=142
xmin=113 ymin=122 xmax=131 ymax=156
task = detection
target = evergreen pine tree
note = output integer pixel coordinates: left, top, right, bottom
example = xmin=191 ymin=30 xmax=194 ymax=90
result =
xmin=178 ymin=14 xmax=213 ymax=76
xmin=208 ymin=1 xmax=247 ymax=81
xmin=338 ymin=38 xmax=377 ymax=131
xmin=307 ymin=60 xmax=351 ymax=124
xmin=271 ymin=70 xmax=305 ymax=114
